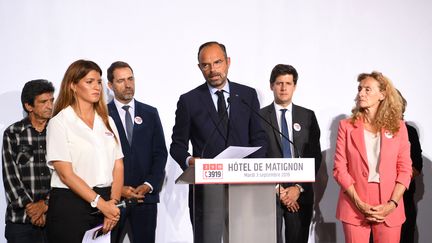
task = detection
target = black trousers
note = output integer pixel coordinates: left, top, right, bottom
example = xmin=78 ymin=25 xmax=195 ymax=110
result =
xmin=5 ymin=222 xmax=47 ymax=243
xmin=400 ymin=191 xmax=417 ymax=243
xmin=46 ymin=187 xmax=111 ymax=243
xmin=111 ymin=203 xmax=157 ymax=243
xmin=277 ymin=202 xmax=313 ymax=243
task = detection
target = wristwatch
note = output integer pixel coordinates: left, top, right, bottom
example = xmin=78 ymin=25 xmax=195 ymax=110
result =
xmin=295 ymin=184 xmax=304 ymax=193
xmin=90 ymin=194 xmax=101 ymax=208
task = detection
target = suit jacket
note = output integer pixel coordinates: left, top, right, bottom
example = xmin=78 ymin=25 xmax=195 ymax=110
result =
xmin=260 ymin=103 xmax=322 ymax=205
xmin=333 ymin=119 xmax=412 ymax=226
xmin=108 ymin=100 xmax=167 ymax=204
xmin=170 ymin=81 xmax=267 ymax=170
xmin=405 ymin=123 xmax=423 ymax=195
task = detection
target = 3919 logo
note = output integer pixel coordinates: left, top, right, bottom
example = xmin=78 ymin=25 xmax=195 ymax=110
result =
xmin=203 ymin=163 xmax=223 ymax=179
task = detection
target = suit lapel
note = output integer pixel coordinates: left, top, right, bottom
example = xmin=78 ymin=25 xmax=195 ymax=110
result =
xmin=108 ymin=101 xmax=130 ymax=147
xmin=378 ymin=128 xmax=393 ymax=173
xmin=351 ymin=120 xmax=368 ymax=167
xmin=132 ymin=100 xmax=143 ymax=134
xmin=292 ymin=105 xmax=300 ymax=157
xmin=197 ymin=83 xmax=228 ymax=143
xmin=267 ymin=105 xmax=283 ymax=151
xmin=198 ymin=83 xmax=219 ymax=124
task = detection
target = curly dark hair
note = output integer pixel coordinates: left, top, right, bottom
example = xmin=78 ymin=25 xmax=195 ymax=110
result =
xmin=21 ymin=79 xmax=55 ymax=113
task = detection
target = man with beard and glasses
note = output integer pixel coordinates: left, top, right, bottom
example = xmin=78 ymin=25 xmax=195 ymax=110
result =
xmin=170 ymin=41 xmax=267 ymax=243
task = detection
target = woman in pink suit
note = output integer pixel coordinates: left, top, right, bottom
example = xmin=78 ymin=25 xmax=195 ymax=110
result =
xmin=333 ymin=71 xmax=412 ymax=243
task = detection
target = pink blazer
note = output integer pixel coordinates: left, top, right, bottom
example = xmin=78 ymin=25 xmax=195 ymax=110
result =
xmin=333 ymin=119 xmax=412 ymax=226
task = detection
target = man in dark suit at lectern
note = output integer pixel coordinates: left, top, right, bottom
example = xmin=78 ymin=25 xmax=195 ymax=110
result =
xmin=260 ymin=64 xmax=322 ymax=243
xmin=107 ymin=61 xmax=168 ymax=243
xmin=170 ymin=41 xmax=267 ymax=243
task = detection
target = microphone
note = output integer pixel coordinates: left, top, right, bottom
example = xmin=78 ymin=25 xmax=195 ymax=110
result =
xmin=200 ymin=93 xmax=231 ymax=158
xmin=230 ymin=93 xmax=300 ymax=158
xmin=90 ymin=198 xmax=140 ymax=215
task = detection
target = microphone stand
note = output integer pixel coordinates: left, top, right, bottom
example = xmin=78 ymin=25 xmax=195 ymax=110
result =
xmin=200 ymin=97 xmax=231 ymax=158
xmin=233 ymin=94 xmax=300 ymax=158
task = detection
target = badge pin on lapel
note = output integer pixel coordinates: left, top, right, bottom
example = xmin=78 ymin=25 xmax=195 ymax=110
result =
xmin=134 ymin=116 xmax=143 ymax=125
xmin=293 ymin=123 xmax=301 ymax=132
xmin=384 ymin=131 xmax=393 ymax=139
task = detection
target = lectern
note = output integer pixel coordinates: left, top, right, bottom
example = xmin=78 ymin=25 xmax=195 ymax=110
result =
xmin=176 ymin=155 xmax=315 ymax=243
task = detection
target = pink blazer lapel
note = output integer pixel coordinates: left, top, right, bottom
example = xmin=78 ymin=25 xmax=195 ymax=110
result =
xmin=350 ymin=120 xmax=369 ymax=167
xmin=378 ymin=129 xmax=394 ymax=170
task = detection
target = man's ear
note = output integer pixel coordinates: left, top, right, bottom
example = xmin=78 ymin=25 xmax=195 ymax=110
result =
xmin=24 ymin=103 xmax=33 ymax=113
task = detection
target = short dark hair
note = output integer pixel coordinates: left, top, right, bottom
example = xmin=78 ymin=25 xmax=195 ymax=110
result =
xmin=269 ymin=64 xmax=298 ymax=85
xmin=197 ymin=41 xmax=228 ymax=61
xmin=107 ymin=61 xmax=134 ymax=82
xmin=21 ymin=79 xmax=55 ymax=113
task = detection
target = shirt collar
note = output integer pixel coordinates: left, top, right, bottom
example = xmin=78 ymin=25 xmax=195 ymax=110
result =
xmin=113 ymin=98 xmax=135 ymax=111
xmin=273 ymin=102 xmax=293 ymax=112
xmin=21 ymin=116 xmax=32 ymax=129
xmin=21 ymin=116 xmax=49 ymax=132
xmin=207 ymin=80 xmax=230 ymax=95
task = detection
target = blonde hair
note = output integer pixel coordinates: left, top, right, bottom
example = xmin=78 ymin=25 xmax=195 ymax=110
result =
xmin=351 ymin=71 xmax=403 ymax=134
xmin=53 ymin=59 xmax=116 ymax=138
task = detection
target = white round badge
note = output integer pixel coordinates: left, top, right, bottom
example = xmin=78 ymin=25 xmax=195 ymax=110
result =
xmin=384 ymin=131 xmax=393 ymax=139
xmin=293 ymin=123 xmax=301 ymax=132
xmin=134 ymin=116 xmax=143 ymax=125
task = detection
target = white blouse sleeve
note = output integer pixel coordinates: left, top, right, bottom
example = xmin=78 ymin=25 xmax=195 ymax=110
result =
xmin=109 ymin=117 xmax=124 ymax=160
xmin=46 ymin=117 xmax=72 ymax=168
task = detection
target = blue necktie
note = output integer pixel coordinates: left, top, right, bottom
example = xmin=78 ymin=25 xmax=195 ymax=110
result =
xmin=122 ymin=105 xmax=133 ymax=145
xmin=280 ymin=109 xmax=292 ymax=158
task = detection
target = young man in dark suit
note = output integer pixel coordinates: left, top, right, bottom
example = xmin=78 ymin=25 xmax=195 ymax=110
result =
xmin=107 ymin=61 xmax=168 ymax=243
xmin=260 ymin=64 xmax=322 ymax=243
xmin=170 ymin=41 xmax=267 ymax=243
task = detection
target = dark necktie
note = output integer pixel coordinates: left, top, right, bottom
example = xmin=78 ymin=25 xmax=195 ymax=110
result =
xmin=280 ymin=109 xmax=292 ymax=158
xmin=216 ymin=90 xmax=228 ymax=128
xmin=122 ymin=105 xmax=133 ymax=145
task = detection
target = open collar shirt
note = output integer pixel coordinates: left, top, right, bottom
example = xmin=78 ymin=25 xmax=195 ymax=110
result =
xmin=46 ymin=106 xmax=123 ymax=189
xmin=2 ymin=117 xmax=51 ymax=223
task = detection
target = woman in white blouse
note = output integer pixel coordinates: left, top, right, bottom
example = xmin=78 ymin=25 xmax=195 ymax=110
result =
xmin=46 ymin=59 xmax=124 ymax=242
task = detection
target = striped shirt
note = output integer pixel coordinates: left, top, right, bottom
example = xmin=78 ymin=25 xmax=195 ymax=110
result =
xmin=2 ymin=117 xmax=51 ymax=223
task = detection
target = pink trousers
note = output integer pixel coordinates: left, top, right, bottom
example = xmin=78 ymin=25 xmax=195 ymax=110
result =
xmin=342 ymin=183 xmax=402 ymax=243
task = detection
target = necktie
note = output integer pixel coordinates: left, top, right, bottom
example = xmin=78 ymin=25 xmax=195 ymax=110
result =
xmin=280 ymin=109 xmax=292 ymax=158
xmin=122 ymin=105 xmax=133 ymax=145
xmin=216 ymin=90 xmax=228 ymax=128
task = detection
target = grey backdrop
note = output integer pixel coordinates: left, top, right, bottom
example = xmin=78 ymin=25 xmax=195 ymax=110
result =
xmin=1 ymin=0 xmax=431 ymax=242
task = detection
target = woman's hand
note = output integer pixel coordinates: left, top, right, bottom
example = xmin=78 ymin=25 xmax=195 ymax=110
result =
xmin=366 ymin=202 xmax=396 ymax=223
xmin=98 ymin=199 xmax=120 ymax=233
xmin=102 ymin=216 xmax=118 ymax=234
xmin=353 ymin=198 xmax=373 ymax=216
